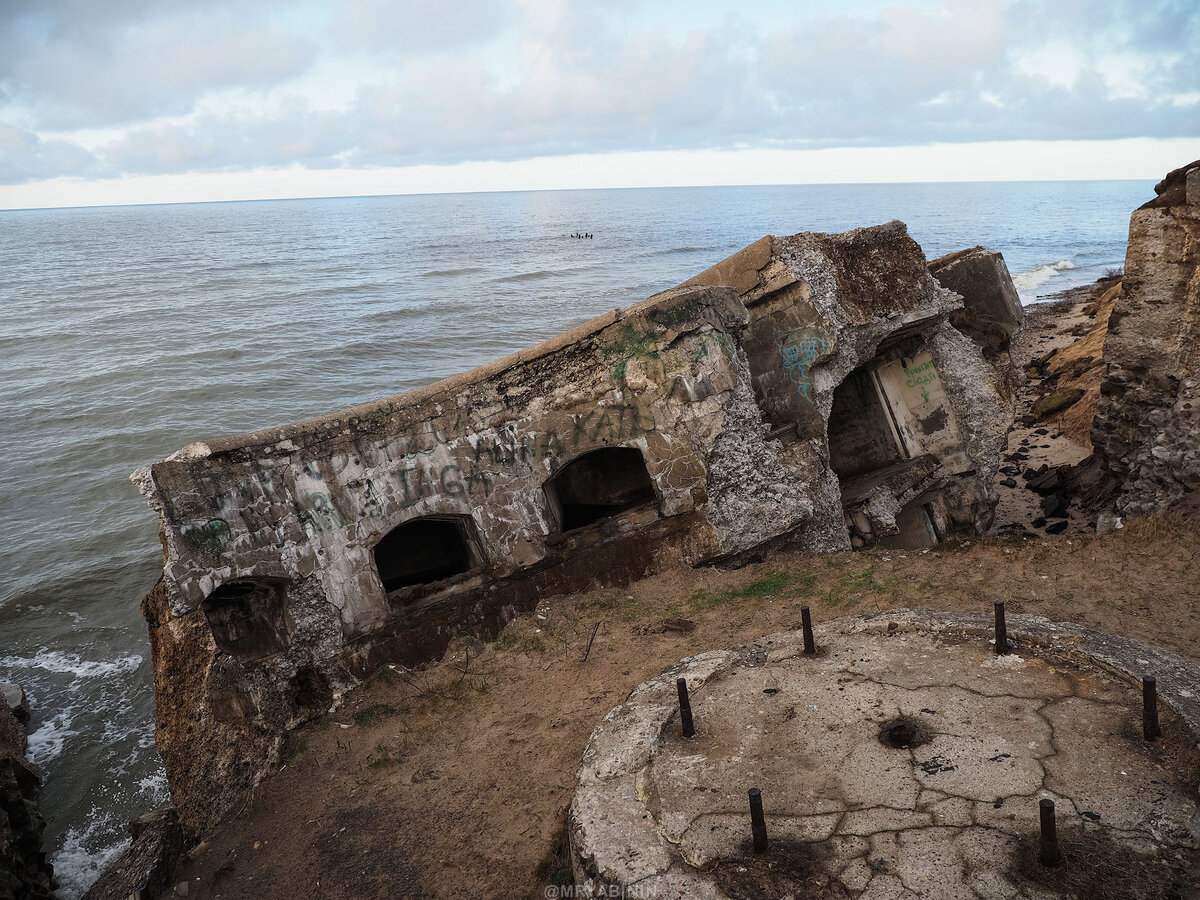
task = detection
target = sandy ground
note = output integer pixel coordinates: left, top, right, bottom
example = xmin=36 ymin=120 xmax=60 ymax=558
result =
xmin=160 ymin=283 xmax=1200 ymax=899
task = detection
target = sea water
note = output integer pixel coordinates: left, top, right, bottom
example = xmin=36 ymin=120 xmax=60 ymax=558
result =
xmin=0 ymin=179 xmax=1151 ymax=895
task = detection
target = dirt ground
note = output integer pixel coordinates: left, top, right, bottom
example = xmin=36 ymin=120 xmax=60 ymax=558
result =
xmin=162 ymin=284 xmax=1200 ymax=899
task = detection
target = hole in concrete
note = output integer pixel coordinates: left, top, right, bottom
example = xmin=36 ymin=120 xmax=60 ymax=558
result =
xmin=203 ymin=580 xmax=290 ymax=663
xmin=373 ymin=515 xmax=478 ymax=593
xmin=878 ymin=716 xmax=929 ymax=749
xmin=544 ymin=447 xmax=656 ymax=532
xmin=289 ymin=665 xmax=331 ymax=716
xmin=828 ymin=365 xmax=908 ymax=481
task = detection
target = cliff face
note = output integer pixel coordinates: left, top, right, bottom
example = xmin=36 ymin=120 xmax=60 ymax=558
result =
xmin=1091 ymin=161 xmax=1200 ymax=515
xmin=132 ymin=223 xmax=1018 ymax=833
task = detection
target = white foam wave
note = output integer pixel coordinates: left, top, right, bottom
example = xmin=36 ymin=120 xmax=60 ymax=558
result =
xmin=26 ymin=708 xmax=79 ymax=764
xmin=1011 ymin=259 xmax=1077 ymax=293
xmin=52 ymin=818 xmax=130 ymax=900
xmin=0 ymin=650 xmax=143 ymax=679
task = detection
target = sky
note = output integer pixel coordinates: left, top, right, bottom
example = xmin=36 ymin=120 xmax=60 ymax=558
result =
xmin=1 ymin=0 xmax=1198 ymax=209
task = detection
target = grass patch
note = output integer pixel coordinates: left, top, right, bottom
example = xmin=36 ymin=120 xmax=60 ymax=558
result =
xmin=840 ymin=567 xmax=888 ymax=595
xmin=353 ymin=703 xmax=398 ymax=727
xmin=691 ymin=571 xmax=817 ymax=608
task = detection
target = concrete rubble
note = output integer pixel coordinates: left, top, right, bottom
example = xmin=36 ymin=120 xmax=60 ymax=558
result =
xmin=131 ymin=221 xmax=1022 ymax=830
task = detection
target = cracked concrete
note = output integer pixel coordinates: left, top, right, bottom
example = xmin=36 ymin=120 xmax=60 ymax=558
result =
xmin=569 ymin=612 xmax=1200 ymax=898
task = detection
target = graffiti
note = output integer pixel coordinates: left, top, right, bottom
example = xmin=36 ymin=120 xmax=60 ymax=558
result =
xmin=904 ymin=359 xmax=938 ymax=389
xmin=181 ymin=518 xmax=231 ymax=556
xmin=174 ymin=399 xmax=663 ymax=550
xmin=777 ymin=330 xmax=830 ymax=402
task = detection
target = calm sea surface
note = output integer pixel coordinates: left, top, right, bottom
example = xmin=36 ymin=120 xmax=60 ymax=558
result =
xmin=0 ymin=180 xmax=1151 ymax=894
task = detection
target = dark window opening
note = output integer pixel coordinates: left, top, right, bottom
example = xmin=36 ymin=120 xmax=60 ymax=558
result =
xmin=546 ymin=447 xmax=657 ymax=532
xmin=373 ymin=515 xmax=476 ymax=593
xmin=203 ymin=580 xmax=290 ymax=663
xmin=827 ymin=366 xmax=907 ymax=480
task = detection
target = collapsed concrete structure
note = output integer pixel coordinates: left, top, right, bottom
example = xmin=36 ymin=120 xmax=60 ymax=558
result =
xmin=1090 ymin=160 xmax=1200 ymax=516
xmin=132 ymin=221 xmax=1021 ymax=829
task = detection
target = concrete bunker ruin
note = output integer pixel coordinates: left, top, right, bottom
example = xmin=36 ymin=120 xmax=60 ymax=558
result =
xmin=133 ymin=222 xmax=1023 ymax=830
xmin=568 ymin=611 xmax=1200 ymax=898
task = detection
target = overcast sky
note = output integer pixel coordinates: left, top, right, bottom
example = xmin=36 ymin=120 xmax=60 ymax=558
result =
xmin=2 ymin=0 xmax=1198 ymax=208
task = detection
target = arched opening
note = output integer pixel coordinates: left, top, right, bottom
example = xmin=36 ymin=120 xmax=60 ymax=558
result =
xmin=373 ymin=515 xmax=478 ymax=593
xmin=203 ymin=580 xmax=290 ymax=663
xmin=545 ymin=447 xmax=657 ymax=533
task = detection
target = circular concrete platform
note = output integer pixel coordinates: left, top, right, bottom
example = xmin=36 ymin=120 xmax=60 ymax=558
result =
xmin=568 ymin=610 xmax=1200 ymax=899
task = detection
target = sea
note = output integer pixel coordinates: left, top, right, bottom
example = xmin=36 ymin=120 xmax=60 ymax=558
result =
xmin=0 ymin=179 xmax=1152 ymax=896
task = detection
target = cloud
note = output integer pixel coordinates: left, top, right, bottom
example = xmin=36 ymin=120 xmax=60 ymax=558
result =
xmin=0 ymin=0 xmax=1197 ymax=185
xmin=0 ymin=122 xmax=96 ymax=183
xmin=1 ymin=2 xmax=317 ymax=129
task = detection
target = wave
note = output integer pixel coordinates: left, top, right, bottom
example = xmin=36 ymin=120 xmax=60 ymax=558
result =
xmin=420 ymin=267 xmax=483 ymax=278
xmin=1011 ymin=259 xmax=1077 ymax=293
xmin=492 ymin=269 xmax=560 ymax=283
xmin=0 ymin=650 xmax=143 ymax=680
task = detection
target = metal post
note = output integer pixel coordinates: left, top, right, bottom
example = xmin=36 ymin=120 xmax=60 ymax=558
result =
xmin=1038 ymin=798 xmax=1062 ymax=867
xmin=801 ymin=606 xmax=816 ymax=656
xmin=677 ymin=678 xmax=695 ymax=738
xmin=748 ymin=788 xmax=768 ymax=854
xmin=1143 ymin=675 xmax=1161 ymax=741
xmin=994 ymin=602 xmax=1009 ymax=655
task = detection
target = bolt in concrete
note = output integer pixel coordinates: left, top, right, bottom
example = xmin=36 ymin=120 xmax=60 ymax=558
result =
xmin=801 ymin=606 xmax=816 ymax=656
xmin=1143 ymin=675 xmax=1161 ymax=741
xmin=677 ymin=678 xmax=695 ymax=738
xmin=748 ymin=788 xmax=768 ymax=854
xmin=1039 ymin=798 xmax=1062 ymax=867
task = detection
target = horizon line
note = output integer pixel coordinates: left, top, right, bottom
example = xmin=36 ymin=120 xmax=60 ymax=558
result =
xmin=0 ymin=174 xmax=1158 ymax=214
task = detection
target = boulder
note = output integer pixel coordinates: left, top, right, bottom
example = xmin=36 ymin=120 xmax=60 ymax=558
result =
xmin=929 ymin=246 xmax=1024 ymax=356
xmin=82 ymin=808 xmax=196 ymax=900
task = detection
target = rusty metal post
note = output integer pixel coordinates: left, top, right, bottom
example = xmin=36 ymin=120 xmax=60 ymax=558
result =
xmin=1039 ymin=798 xmax=1062 ymax=867
xmin=994 ymin=602 xmax=1009 ymax=655
xmin=677 ymin=677 xmax=695 ymax=738
xmin=1143 ymin=675 xmax=1161 ymax=741
xmin=748 ymin=788 xmax=768 ymax=854
xmin=801 ymin=606 xmax=816 ymax=655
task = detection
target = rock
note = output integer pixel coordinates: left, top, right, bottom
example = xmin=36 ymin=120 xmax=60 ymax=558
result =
xmin=1026 ymin=469 xmax=1062 ymax=495
xmin=1041 ymin=493 xmax=1070 ymax=519
xmin=0 ymin=685 xmax=29 ymax=726
xmin=1091 ymin=160 xmax=1200 ymax=516
xmin=1 ymin=699 xmax=53 ymax=900
xmin=1045 ymin=520 xmax=1069 ymax=535
xmin=928 ymin=246 xmax=1024 ymax=357
xmin=1096 ymin=512 xmax=1124 ymax=535
xmin=1000 ymin=478 xmax=1017 ymax=488
xmin=1031 ymin=517 xmax=1047 ymax=528
xmin=82 ymin=807 xmax=196 ymax=900
xmin=1032 ymin=389 xmax=1085 ymax=419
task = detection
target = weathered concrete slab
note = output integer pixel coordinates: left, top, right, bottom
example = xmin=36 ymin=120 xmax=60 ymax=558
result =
xmin=569 ymin=611 xmax=1200 ymax=898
